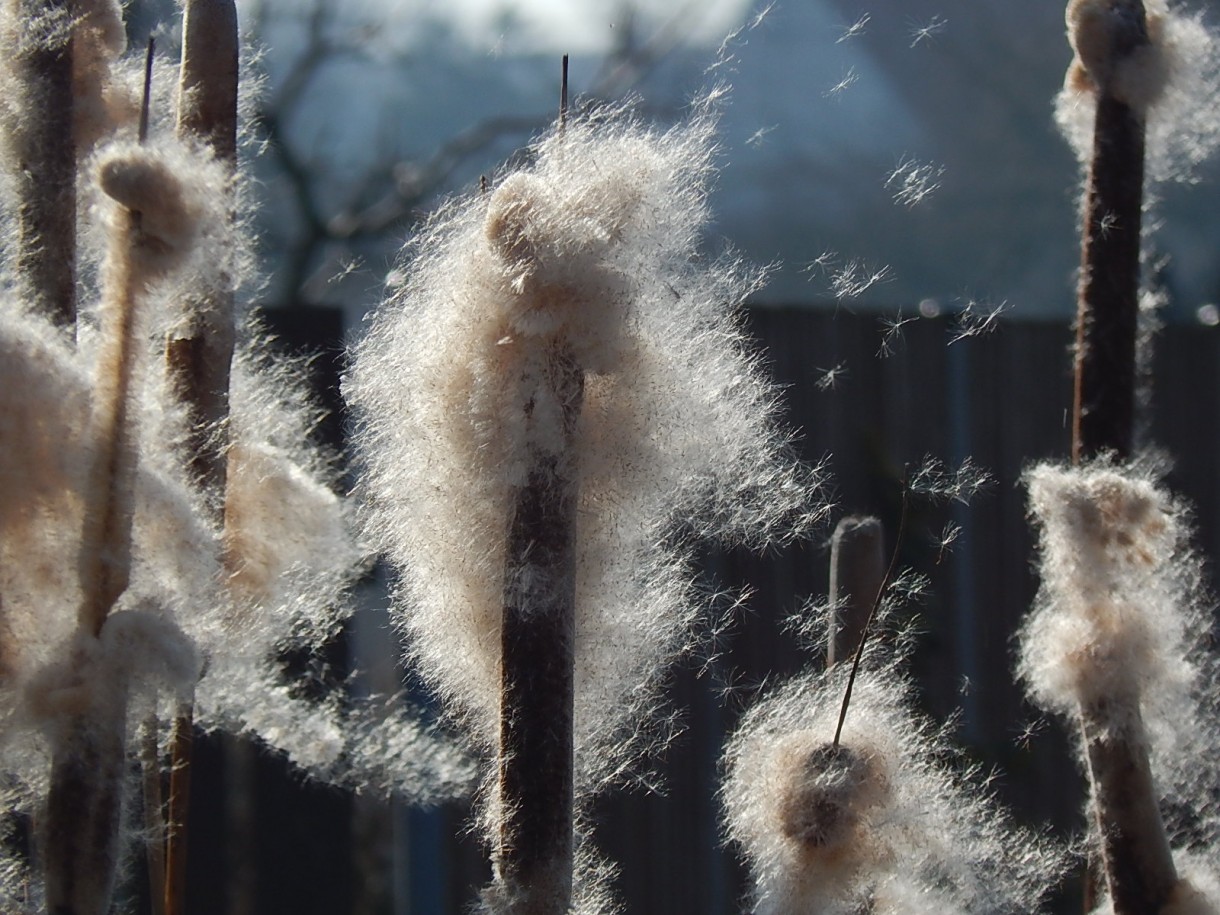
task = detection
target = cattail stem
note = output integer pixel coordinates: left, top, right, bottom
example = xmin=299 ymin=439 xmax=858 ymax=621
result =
xmin=1071 ymin=4 xmax=1148 ymax=463
xmin=49 ymin=205 xmax=146 ymax=915
xmin=77 ymin=208 xmax=146 ymax=636
xmin=9 ymin=0 xmax=76 ymax=328
xmin=52 ymin=49 xmax=163 ymax=907
xmin=44 ymin=684 xmax=128 ymax=915
xmin=827 ymin=516 xmax=884 ymax=668
xmin=1067 ymin=4 xmax=1178 ymax=910
xmin=141 ymin=720 xmax=167 ymax=915
xmin=163 ymin=701 xmax=194 ymax=915
xmin=1079 ymin=694 xmax=1177 ymax=914
xmin=169 ymin=0 xmax=238 ymax=500
xmin=177 ymin=0 xmax=239 ymax=162
xmin=495 ymin=345 xmax=583 ymax=915
xmin=160 ymin=8 xmax=239 ymax=911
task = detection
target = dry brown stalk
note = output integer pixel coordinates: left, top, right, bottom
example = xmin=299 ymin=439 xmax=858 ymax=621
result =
xmin=1071 ymin=0 xmax=1149 ymax=463
xmin=1067 ymin=3 xmax=1178 ymax=910
xmin=157 ymin=5 xmax=240 ymax=913
xmin=77 ymin=205 xmax=147 ymax=637
xmin=163 ymin=703 xmax=195 ymax=915
xmin=1080 ymin=693 xmax=1178 ymax=914
xmin=168 ymin=0 xmax=239 ymax=501
xmin=495 ymin=344 xmax=583 ymax=915
xmin=141 ymin=720 xmax=167 ymax=915
xmin=8 ymin=0 xmax=76 ymax=328
xmin=44 ymin=694 xmax=127 ymax=915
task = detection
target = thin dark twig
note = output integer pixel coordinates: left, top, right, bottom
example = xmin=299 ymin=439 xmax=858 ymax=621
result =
xmin=139 ymin=38 xmax=155 ymax=144
xmin=833 ymin=484 xmax=909 ymax=748
xmin=560 ymin=54 xmax=569 ymax=130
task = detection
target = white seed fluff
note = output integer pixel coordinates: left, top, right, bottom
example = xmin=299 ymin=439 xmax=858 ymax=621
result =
xmin=722 ymin=644 xmax=1067 ymax=915
xmin=1020 ymin=462 xmax=1220 ymax=892
xmin=1058 ymin=0 xmax=1220 ymax=183
xmin=346 ymin=103 xmax=823 ymax=791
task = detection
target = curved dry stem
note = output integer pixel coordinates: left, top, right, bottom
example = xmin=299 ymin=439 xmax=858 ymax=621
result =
xmin=77 ymin=208 xmax=146 ymax=636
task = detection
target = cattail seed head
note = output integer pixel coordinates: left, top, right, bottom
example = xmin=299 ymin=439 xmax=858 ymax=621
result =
xmin=1019 ymin=464 xmax=1184 ymax=714
xmin=723 ymin=644 xmax=1068 ymax=915
xmin=96 ymin=143 xmax=207 ymax=272
xmin=1058 ymin=0 xmax=1220 ymax=181
xmin=348 ymin=102 xmax=824 ymax=794
xmin=775 ymin=741 xmax=889 ymax=850
xmin=1067 ymin=0 xmax=1166 ymax=105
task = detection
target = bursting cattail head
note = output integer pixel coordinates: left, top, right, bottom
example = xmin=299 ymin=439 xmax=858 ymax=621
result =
xmin=1066 ymin=0 xmax=1168 ymax=106
xmin=347 ymin=101 xmax=824 ymax=791
xmin=1018 ymin=463 xmax=1189 ymax=715
xmin=94 ymin=139 xmax=222 ymax=277
xmin=1019 ymin=463 xmax=1220 ymax=872
xmin=722 ymin=640 xmax=1067 ymax=915
xmin=1058 ymin=0 xmax=1220 ymax=182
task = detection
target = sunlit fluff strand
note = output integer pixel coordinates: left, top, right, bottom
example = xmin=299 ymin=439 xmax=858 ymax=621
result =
xmin=722 ymin=644 xmax=1066 ymax=915
xmin=347 ymin=103 xmax=822 ymax=790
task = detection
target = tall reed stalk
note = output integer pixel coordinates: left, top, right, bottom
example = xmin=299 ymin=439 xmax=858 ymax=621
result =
xmin=8 ymin=0 xmax=76 ymax=328
xmin=158 ymin=5 xmax=239 ymax=913
xmin=45 ymin=44 xmax=158 ymax=915
xmin=1066 ymin=2 xmax=1178 ymax=910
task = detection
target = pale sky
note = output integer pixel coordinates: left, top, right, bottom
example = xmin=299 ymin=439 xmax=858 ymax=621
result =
xmin=238 ymin=0 xmax=761 ymax=54
xmin=407 ymin=0 xmax=757 ymax=52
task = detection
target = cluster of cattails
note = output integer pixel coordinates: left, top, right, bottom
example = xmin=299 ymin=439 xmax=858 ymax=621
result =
xmin=0 ymin=1 xmax=465 ymax=912
xmin=4 ymin=0 xmax=1220 ymax=912
xmin=1022 ymin=2 xmax=1220 ymax=914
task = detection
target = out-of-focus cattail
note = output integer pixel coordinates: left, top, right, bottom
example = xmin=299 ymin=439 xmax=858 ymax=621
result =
xmin=168 ymin=0 xmax=238 ymax=504
xmin=3 ymin=0 xmax=77 ymax=327
xmin=44 ymin=127 xmax=214 ymax=915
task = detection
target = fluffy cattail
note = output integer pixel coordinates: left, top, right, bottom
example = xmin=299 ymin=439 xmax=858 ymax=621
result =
xmin=1058 ymin=0 xmax=1220 ymax=183
xmin=347 ymin=101 xmax=823 ymax=910
xmin=723 ymin=644 xmax=1067 ymax=915
xmin=1019 ymin=462 xmax=1220 ymax=912
xmin=347 ymin=102 xmax=821 ymax=789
